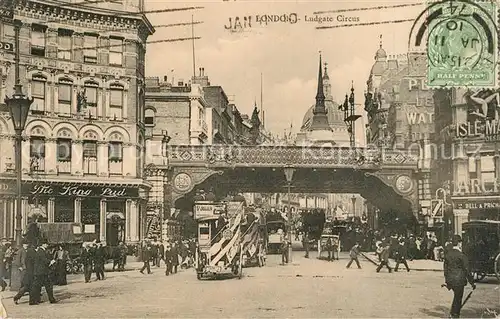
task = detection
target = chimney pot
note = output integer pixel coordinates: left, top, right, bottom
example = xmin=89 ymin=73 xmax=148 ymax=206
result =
xmin=163 ymin=75 xmax=168 ymax=82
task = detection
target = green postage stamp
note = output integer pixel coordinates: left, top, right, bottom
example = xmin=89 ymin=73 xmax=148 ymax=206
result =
xmin=425 ymin=0 xmax=498 ymax=87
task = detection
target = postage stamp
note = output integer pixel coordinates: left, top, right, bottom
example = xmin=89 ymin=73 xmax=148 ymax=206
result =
xmin=424 ymin=0 xmax=498 ymax=87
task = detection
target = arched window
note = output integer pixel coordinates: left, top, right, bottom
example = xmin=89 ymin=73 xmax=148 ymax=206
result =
xmin=29 ymin=126 xmax=46 ymax=172
xmin=56 ymin=128 xmax=73 ymax=174
xmin=145 ymin=108 xmax=155 ymax=126
xmin=108 ymin=132 xmax=124 ymax=175
xmin=82 ymin=130 xmax=98 ymax=175
xmin=109 ymin=83 xmax=124 ymax=120
xmin=58 ymin=78 xmax=73 ymax=116
xmin=84 ymin=81 xmax=99 ymax=118
xmin=31 ymin=74 xmax=46 ymax=115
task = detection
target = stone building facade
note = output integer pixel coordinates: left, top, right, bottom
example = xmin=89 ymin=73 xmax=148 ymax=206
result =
xmin=0 ymin=0 xmax=154 ymax=244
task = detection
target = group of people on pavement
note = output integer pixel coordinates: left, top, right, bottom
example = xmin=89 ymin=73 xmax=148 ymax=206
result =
xmin=139 ymin=239 xmax=196 ymax=276
xmin=12 ymin=238 xmax=58 ymax=306
xmin=79 ymin=240 xmax=117 ymax=283
xmin=0 ymin=239 xmax=14 ymax=291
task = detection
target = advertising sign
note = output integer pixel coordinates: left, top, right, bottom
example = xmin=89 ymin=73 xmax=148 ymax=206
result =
xmin=194 ymin=203 xmax=216 ymax=219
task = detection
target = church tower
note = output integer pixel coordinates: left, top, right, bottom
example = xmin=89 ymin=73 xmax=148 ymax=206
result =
xmin=308 ymin=53 xmax=332 ymax=132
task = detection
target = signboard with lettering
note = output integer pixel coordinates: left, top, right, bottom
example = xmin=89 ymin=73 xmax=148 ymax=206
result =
xmin=194 ymin=204 xmax=214 ymax=219
xmin=454 ymin=200 xmax=500 ymax=210
xmin=24 ymin=184 xmax=139 ymax=198
xmin=0 ymin=180 xmax=15 ymax=195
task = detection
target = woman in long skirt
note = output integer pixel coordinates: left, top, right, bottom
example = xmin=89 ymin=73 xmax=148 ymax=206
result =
xmin=53 ymin=245 xmax=69 ymax=285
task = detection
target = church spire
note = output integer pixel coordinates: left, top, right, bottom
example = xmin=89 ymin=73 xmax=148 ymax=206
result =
xmin=309 ymin=52 xmax=331 ymax=131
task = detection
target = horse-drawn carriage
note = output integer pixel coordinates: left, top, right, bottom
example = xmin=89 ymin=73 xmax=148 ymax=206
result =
xmin=462 ymin=220 xmax=500 ymax=282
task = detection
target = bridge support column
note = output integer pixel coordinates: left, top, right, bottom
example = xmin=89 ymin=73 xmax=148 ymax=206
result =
xmin=453 ymin=209 xmax=469 ymax=235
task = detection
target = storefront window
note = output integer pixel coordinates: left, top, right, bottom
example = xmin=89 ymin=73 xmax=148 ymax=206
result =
xmin=81 ymin=198 xmax=100 ymax=225
xmin=28 ymin=197 xmax=48 ymax=222
xmin=54 ymin=198 xmax=74 ymax=222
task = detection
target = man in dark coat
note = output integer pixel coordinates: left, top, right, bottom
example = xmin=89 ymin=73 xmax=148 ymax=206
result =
xmin=0 ymin=240 xmax=7 ymax=291
xmin=32 ymin=239 xmax=56 ymax=304
xmin=164 ymin=244 xmax=173 ymax=276
xmin=93 ymin=241 xmax=106 ymax=280
xmin=81 ymin=243 xmax=94 ymax=283
xmin=376 ymin=241 xmax=392 ymax=273
xmin=444 ymin=235 xmax=476 ymax=318
xmin=157 ymin=241 xmax=165 ymax=268
xmin=171 ymin=242 xmax=179 ymax=274
xmin=13 ymin=240 xmax=32 ymax=304
xmin=140 ymin=243 xmax=152 ymax=274
xmin=394 ymin=240 xmax=410 ymax=272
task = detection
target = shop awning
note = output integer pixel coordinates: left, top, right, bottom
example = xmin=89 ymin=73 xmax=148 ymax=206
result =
xmin=106 ymin=212 xmax=125 ymax=220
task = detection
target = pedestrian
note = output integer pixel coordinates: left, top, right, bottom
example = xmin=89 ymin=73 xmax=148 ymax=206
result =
xmin=93 ymin=241 xmax=106 ymax=280
xmin=325 ymin=237 xmax=333 ymax=261
xmin=151 ymin=241 xmax=159 ymax=267
xmin=346 ymin=242 xmax=362 ymax=269
xmin=443 ymin=235 xmax=476 ymax=318
xmin=81 ymin=242 xmax=93 ymax=283
xmin=394 ymin=240 xmax=410 ymax=272
xmin=52 ymin=245 xmax=69 ymax=285
xmin=157 ymin=241 xmax=164 ymax=268
xmin=0 ymin=239 xmax=8 ymax=291
xmin=164 ymin=244 xmax=173 ymax=276
xmin=376 ymin=241 xmax=392 ymax=273
xmin=281 ymin=236 xmax=289 ymax=265
xmin=13 ymin=239 xmax=31 ymax=304
xmin=140 ymin=243 xmax=152 ymax=274
xmin=32 ymin=239 xmax=57 ymax=304
xmin=171 ymin=242 xmax=179 ymax=274
xmin=304 ymin=232 xmax=310 ymax=258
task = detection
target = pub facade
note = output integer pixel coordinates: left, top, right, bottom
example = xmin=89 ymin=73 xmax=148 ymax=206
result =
xmin=433 ymin=88 xmax=500 ymax=235
xmin=0 ymin=0 xmax=153 ymax=243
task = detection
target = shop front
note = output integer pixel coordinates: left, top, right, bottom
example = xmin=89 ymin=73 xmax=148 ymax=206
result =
xmin=23 ymin=182 xmax=144 ymax=245
xmin=452 ymin=197 xmax=500 ymax=234
xmin=0 ymin=178 xmax=16 ymax=240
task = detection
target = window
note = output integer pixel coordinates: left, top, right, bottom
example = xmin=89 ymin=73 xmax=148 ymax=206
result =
xmin=58 ymin=82 xmax=72 ymax=116
xmin=54 ymin=198 xmax=74 ymax=223
xmin=57 ymin=139 xmax=72 ymax=173
xmin=31 ymin=25 xmax=46 ymax=56
xmin=145 ymin=109 xmax=155 ymax=125
xmin=83 ymin=34 xmax=98 ymax=64
xmin=108 ymin=142 xmax=123 ymax=174
xmin=84 ymin=84 xmax=98 ymax=117
xmin=109 ymin=37 xmax=123 ymax=65
xmin=30 ymin=79 xmax=45 ymax=114
xmin=481 ymin=155 xmax=495 ymax=187
xmin=57 ymin=29 xmax=72 ymax=60
xmin=109 ymin=87 xmax=123 ymax=120
xmin=83 ymin=141 xmax=97 ymax=175
xmin=468 ymin=157 xmax=477 ymax=179
xmin=30 ymin=137 xmax=45 ymax=172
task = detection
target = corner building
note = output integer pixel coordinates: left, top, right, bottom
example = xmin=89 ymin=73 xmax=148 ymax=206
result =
xmin=0 ymin=0 xmax=154 ymax=244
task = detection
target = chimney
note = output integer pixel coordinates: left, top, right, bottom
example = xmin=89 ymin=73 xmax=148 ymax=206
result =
xmin=163 ymin=75 xmax=168 ymax=82
xmin=199 ymin=68 xmax=202 ymax=76
xmin=201 ymin=67 xmax=204 ymax=76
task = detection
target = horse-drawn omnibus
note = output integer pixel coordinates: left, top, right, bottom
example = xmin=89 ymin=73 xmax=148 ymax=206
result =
xmin=462 ymin=220 xmax=500 ymax=282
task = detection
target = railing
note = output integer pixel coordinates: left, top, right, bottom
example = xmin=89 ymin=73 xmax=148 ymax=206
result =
xmin=57 ymin=160 xmax=71 ymax=174
xmin=109 ymin=160 xmax=123 ymax=175
xmin=30 ymin=157 xmax=45 ymax=172
xmin=83 ymin=157 xmax=97 ymax=175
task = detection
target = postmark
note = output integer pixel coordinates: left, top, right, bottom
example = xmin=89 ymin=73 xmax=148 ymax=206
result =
xmin=422 ymin=0 xmax=497 ymax=87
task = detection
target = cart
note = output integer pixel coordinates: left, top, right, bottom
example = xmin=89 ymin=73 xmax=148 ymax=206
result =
xmin=194 ymin=201 xmax=245 ymax=280
xmin=462 ymin=220 xmax=500 ymax=282
xmin=266 ymin=220 xmax=285 ymax=254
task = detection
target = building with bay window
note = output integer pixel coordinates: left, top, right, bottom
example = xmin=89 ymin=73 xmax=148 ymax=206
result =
xmin=433 ymin=88 xmax=500 ymax=235
xmin=0 ymin=0 xmax=154 ymax=244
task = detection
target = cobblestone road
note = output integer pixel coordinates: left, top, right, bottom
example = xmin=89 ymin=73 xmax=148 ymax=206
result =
xmin=2 ymin=250 xmax=499 ymax=318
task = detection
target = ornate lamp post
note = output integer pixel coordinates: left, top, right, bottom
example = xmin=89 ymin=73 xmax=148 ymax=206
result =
xmin=5 ymin=20 xmax=33 ymax=248
xmin=283 ymin=167 xmax=295 ymax=263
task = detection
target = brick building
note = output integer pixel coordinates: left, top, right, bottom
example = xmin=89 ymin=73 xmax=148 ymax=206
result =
xmin=0 ymin=0 xmax=154 ymax=244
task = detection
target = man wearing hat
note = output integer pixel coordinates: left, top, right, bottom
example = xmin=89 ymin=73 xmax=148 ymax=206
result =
xmin=32 ymin=239 xmax=57 ymax=304
xmin=13 ymin=239 xmax=33 ymax=304
xmin=81 ymin=242 xmax=94 ymax=283
xmin=443 ymin=235 xmax=475 ymax=318
xmin=94 ymin=240 xmax=106 ymax=280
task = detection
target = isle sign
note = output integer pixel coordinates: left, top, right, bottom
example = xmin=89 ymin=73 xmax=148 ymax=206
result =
xmin=431 ymin=199 xmax=443 ymax=218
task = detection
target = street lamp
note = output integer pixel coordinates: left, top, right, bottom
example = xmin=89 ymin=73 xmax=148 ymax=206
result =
xmin=161 ymin=130 xmax=171 ymax=157
xmin=351 ymin=195 xmax=357 ymax=218
xmin=283 ymin=167 xmax=295 ymax=263
xmin=5 ymin=20 xmax=33 ymax=248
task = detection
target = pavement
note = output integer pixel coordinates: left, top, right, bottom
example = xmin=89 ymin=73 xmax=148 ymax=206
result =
xmin=1 ymin=245 xmax=499 ymax=318
xmin=359 ymin=252 xmax=444 ymax=272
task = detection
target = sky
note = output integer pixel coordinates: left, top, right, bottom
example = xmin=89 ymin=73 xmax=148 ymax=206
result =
xmin=144 ymin=0 xmax=426 ymax=137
